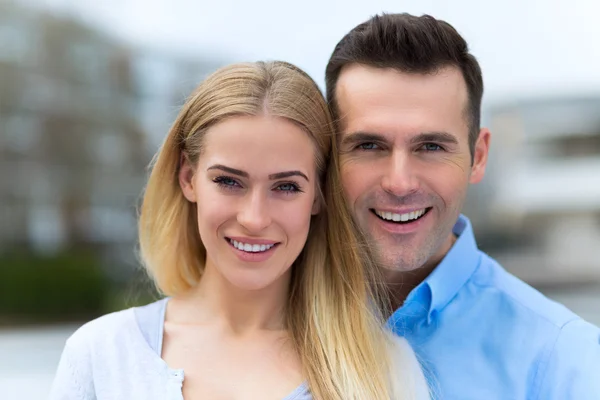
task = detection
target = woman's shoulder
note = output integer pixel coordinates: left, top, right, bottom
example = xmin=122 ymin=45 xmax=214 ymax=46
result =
xmin=67 ymin=307 xmax=134 ymax=348
xmin=49 ymin=299 xmax=168 ymax=399
xmin=387 ymin=334 xmax=433 ymax=400
xmin=387 ymin=333 xmax=418 ymax=362
xmin=65 ymin=298 xmax=165 ymax=354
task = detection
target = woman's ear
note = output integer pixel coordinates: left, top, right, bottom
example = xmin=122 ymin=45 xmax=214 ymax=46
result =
xmin=178 ymin=152 xmax=197 ymax=202
xmin=311 ymin=195 xmax=322 ymax=215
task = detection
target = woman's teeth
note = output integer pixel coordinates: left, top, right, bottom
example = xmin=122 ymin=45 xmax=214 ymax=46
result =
xmin=229 ymin=239 xmax=275 ymax=253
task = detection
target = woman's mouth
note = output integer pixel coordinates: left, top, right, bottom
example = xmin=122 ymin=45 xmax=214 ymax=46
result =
xmin=226 ymin=238 xmax=279 ymax=253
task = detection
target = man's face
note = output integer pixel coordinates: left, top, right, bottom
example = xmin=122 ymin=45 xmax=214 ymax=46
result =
xmin=336 ymin=65 xmax=490 ymax=275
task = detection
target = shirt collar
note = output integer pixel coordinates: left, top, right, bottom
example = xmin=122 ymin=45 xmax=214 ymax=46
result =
xmin=395 ymin=214 xmax=482 ymax=325
xmin=423 ymin=214 xmax=481 ymax=321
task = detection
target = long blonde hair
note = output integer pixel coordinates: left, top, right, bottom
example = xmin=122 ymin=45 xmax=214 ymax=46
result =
xmin=138 ymin=61 xmax=422 ymax=399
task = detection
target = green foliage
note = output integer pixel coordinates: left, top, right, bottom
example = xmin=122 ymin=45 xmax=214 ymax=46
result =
xmin=0 ymin=250 xmax=110 ymax=324
xmin=104 ymin=267 xmax=161 ymax=313
xmin=0 ymin=249 xmax=163 ymax=325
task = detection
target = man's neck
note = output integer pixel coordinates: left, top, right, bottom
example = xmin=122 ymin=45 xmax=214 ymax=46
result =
xmin=385 ymin=233 xmax=458 ymax=312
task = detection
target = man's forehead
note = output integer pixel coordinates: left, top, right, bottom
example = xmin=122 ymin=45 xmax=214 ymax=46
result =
xmin=336 ymin=64 xmax=398 ymax=105
xmin=337 ymin=64 xmax=467 ymax=101
xmin=335 ymin=64 xmax=470 ymax=136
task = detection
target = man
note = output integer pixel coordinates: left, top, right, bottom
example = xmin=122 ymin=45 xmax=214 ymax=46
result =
xmin=326 ymin=13 xmax=600 ymax=399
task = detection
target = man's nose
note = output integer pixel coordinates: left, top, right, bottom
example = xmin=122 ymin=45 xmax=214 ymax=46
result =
xmin=380 ymin=151 xmax=420 ymax=197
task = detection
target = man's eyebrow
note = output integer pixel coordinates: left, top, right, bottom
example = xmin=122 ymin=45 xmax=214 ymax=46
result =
xmin=411 ymin=131 xmax=459 ymax=145
xmin=340 ymin=132 xmax=388 ymax=147
xmin=206 ymin=164 xmax=248 ymax=177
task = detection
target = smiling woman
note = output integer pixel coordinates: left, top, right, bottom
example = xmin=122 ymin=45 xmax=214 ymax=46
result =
xmin=178 ymin=114 xmax=318 ymax=292
xmin=49 ymin=61 xmax=430 ymax=400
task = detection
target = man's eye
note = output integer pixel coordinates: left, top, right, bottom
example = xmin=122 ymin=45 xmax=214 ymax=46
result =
xmin=422 ymin=143 xmax=443 ymax=152
xmin=358 ymin=142 xmax=379 ymax=150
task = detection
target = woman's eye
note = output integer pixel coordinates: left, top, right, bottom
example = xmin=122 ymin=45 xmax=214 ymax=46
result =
xmin=213 ymin=176 xmax=241 ymax=189
xmin=277 ymin=183 xmax=301 ymax=193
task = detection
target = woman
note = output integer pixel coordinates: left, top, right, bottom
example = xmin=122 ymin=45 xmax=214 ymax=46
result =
xmin=49 ymin=61 xmax=430 ymax=399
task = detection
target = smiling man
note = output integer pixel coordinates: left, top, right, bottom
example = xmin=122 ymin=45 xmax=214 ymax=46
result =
xmin=326 ymin=13 xmax=600 ymax=399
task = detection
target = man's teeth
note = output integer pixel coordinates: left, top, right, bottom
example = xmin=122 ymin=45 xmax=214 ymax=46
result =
xmin=230 ymin=239 xmax=275 ymax=253
xmin=375 ymin=209 xmax=426 ymax=222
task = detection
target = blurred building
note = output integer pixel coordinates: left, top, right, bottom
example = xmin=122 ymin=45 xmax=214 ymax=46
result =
xmin=0 ymin=1 xmax=224 ymax=272
xmin=466 ymin=96 xmax=600 ymax=286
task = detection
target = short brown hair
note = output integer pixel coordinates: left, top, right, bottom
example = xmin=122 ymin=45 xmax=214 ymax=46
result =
xmin=325 ymin=13 xmax=483 ymax=157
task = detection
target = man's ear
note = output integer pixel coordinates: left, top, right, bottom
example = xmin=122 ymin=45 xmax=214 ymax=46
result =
xmin=178 ymin=152 xmax=197 ymax=202
xmin=470 ymin=128 xmax=491 ymax=184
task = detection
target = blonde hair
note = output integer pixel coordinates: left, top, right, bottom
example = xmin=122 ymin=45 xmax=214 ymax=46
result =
xmin=139 ymin=61 xmax=425 ymax=399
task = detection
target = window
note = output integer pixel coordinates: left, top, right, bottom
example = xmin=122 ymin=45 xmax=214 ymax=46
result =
xmin=89 ymin=131 xmax=128 ymax=167
xmin=3 ymin=112 xmax=41 ymax=154
xmin=0 ymin=19 xmax=32 ymax=64
xmin=67 ymin=41 xmax=108 ymax=85
xmin=27 ymin=203 xmax=67 ymax=254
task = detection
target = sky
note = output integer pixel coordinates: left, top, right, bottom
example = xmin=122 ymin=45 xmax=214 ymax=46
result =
xmin=25 ymin=0 xmax=600 ymax=105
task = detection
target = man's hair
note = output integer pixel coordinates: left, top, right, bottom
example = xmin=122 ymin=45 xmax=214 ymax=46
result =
xmin=325 ymin=13 xmax=483 ymax=157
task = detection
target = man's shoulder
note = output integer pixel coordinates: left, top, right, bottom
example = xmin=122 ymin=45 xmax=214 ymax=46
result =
xmin=467 ymin=251 xmax=582 ymax=329
xmin=441 ymin=250 xmax=600 ymax=398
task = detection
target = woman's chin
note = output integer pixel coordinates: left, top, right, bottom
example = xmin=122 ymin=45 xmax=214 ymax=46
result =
xmin=223 ymin=270 xmax=289 ymax=293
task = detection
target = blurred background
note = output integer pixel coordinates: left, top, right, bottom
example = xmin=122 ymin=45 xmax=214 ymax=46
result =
xmin=1 ymin=0 xmax=599 ymax=398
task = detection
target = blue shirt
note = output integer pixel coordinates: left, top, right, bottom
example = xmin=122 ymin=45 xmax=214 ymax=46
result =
xmin=388 ymin=215 xmax=600 ymax=400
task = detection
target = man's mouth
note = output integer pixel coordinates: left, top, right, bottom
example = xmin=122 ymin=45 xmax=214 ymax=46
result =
xmin=371 ymin=208 xmax=431 ymax=224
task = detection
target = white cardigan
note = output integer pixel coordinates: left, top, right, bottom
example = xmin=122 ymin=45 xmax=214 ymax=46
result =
xmin=48 ymin=298 xmax=430 ymax=399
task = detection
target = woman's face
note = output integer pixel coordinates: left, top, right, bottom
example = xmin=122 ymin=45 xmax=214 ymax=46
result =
xmin=179 ymin=115 xmax=319 ymax=291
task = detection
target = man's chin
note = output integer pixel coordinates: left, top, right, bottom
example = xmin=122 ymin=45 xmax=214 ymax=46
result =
xmin=377 ymin=255 xmax=425 ymax=273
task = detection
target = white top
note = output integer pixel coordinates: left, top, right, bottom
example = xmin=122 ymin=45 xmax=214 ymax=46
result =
xmin=48 ymin=298 xmax=430 ymax=400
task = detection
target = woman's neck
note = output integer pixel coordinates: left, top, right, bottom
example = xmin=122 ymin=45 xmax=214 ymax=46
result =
xmin=170 ymin=263 xmax=292 ymax=335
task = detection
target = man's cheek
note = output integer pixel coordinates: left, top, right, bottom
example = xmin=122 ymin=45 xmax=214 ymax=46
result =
xmin=437 ymin=179 xmax=468 ymax=210
xmin=439 ymin=154 xmax=470 ymax=173
xmin=429 ymin=159 xmax=471 ymax=189
xmin=340 ymin=168 xmax=361 ymax=199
